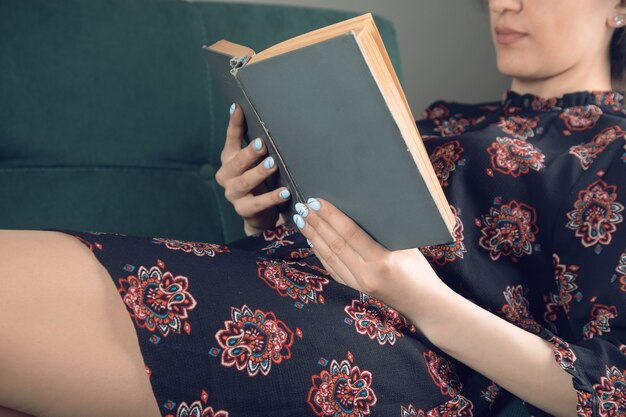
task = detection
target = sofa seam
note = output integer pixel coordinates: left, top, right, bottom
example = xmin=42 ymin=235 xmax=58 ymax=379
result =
xmin=0 ymin=165 xmax=212 ymax=174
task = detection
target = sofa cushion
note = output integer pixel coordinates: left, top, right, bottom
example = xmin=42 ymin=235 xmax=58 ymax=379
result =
xmin=0 ymin=0 xmax=401 ymax=243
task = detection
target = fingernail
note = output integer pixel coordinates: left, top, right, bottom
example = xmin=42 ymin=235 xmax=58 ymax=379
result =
xmin=279 ymin=189 xmax=291 ymax=199
xmin=295 ymin=202 xmax=309 ymax=218
xmin=252 ymin=137 xmax=263 ymax=151
xmin=293 ymin=214 xmax=305 ymax=229
xmin=306 ymin=238 xmax=314 ymax=248
xmin=264 ymin=156 xmax=275 ymax=169
xmin=307 ymin=198 xmax=321 ymax=211
xmin=229 ymin=103 xmax=236 ymax=116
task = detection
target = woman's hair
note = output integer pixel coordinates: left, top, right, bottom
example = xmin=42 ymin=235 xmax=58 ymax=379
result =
xmin=610 ymin=27 xmax=626 ymax=82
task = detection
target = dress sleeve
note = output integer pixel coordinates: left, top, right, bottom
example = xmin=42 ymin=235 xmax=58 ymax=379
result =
xmin=535 ymin=140 xmax=626 ymax=417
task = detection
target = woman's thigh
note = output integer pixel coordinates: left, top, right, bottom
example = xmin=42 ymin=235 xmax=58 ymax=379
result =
xmin=0 ymin=405 xmax=34 ymax=417
xmin=0 ymin=230 xmax=160 ymax=417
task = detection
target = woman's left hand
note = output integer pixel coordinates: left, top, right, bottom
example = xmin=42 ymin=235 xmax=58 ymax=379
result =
xmin=293 ymin=197 xmax=453 ymax=327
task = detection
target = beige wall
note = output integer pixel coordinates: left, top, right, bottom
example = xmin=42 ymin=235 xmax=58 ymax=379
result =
xmin=202 ymin=0 xmax=511 ymax=114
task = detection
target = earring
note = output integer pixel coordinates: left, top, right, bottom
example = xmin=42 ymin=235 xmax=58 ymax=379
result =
xmin=614 ymin=15 xmax=625 ymax=26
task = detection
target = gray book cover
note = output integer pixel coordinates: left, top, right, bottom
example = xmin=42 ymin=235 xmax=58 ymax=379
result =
xmin=203 ymin=48 xmax=298 ymax=222
xmin=204 ymin=33 xmax=454 ymax=250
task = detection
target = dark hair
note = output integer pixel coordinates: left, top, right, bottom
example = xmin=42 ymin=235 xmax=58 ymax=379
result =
xmin=610 ymin=27 xmax=626 ymax=82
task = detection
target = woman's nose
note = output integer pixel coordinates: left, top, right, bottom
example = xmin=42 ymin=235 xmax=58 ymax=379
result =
xmin=489 ymin=0 xmax=522 ymax=14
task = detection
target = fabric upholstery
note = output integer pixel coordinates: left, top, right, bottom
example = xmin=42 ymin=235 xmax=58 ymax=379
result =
xmin=0 ymin=0 xmax=401 ymax=244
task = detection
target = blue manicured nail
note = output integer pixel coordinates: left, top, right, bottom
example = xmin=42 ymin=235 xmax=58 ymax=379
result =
xmin=264 ymin=156 xmax=275 ymax=169
xmin=307 ymin=198 xmax=321 ymax=211
xmin=293 ymin=214 xmax=305 ymax=229
xmin=306 ymin=238 xmax=314 ymax=248
xmin=252 ymin=137 xmax=263 ymax=151
xmin=229 ymin=103 xmax=236 ymax=116
xmin=295 ymin=202 xmax=309 ymax=218
xmin=279 ymin=189 xmax=291 ymax=199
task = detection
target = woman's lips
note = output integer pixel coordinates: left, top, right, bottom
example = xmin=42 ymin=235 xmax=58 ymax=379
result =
xmin=495 ymin=26 xmax=528 ymax=45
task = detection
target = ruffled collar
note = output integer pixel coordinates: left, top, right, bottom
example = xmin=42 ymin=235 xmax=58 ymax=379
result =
xmin=500 ymin=88 xmax=625 ymax=113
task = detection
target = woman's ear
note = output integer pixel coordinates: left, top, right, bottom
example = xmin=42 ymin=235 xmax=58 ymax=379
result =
xmin=608 ymin=0 xmax=626 ymax=28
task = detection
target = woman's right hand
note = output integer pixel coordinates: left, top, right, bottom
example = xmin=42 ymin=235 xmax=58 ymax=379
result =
xmin=215 ymin=103 xmax=291 ymax=236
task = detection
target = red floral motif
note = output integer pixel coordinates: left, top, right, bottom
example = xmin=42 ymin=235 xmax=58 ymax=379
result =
xmin=530 ymin=96 xmax=559 ymax=111
xmin=560 ymin=105 xmax=603 ymax=131
xmin=257 ymin=259 xmax=330 ymax=304
xmin=569 ymin=126 xmax=626 ymax=170
xmin=497 ymin=115 xmax=539 ymax=139
xmin=152 ymin=237 xmax=230 ymax=257
xmin=487 ymin=136 xmax=545 ymax=177
xmin=566 ymin=179 xmax=624 ymax=248
xmin=420 ymin=205 xmax=466 ymax=266
xmin=165 ymin=390 xmax=229 ymax=417
xmin=172 ymin=403 xmax=227 ymax=417
xmin=617 ymin=250 xmax=626 ymax=291
xmin=288 ymin=247 xmax=316 ymax=259
xmin=307 ymin=355 xmax=377 ymax=417
xmin=583 ymin=304 xmax=618 ymax=340
xmin=259 ymin=239 xmax=295 ymax=254
xmin=262 ymin=225 xmax=298 ymax=241
xmin=258 ymin=226 xmax=302 ymax=255
xmin=423 ymin=351 xmax=463 ymax=398
xmin=594 ymin=366 xmax=626 ymax=417
xmin=545 ymin=334 xmax=577 ymax=371
xmin=503 ymin=106 xmax=524 ymax=115
xmin=478 ymin=200 xmax=538 ymax=260
xmin=401 ymin=396 xmax=474 ymax=417
xmin=499 ymin=285 xmax=542 ymax=334
xmin=576 ymin=389 xmax=594 ymax=417
xmin=480 ymin=382 xmax=501 ymax=407
xmin=215 ymin=305 xmax=294 ymax=377
xmin=344 ymin=292 xmax=415 ymax=346
xmin=435 ymin=118 xmax=469 ymax=136
xmin=430 ymin=141 xmax=464 ymax=187
xmin=434 ymin=116 xmax=486 ymax=137
xmin=547 ymin=254 xmax=579 ymax=320
xmin=400 ymin=404 xmax=426 ymax=417
xmin=426 ymin=395 xmax=474 ymax=417
xmin=591 ymin=91 xmax=625 ymax=108
xmin=543 ymin=296 xmax=561 ymax=332
xmin=71 ymin=234 xmax=104 ymax=252
xmin=418 ymin=103 xmax=450 ymax=121
xmin=118 ymin=264 xmax=197 ymax=336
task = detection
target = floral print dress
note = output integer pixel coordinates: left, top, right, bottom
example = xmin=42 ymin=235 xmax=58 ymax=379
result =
xmin=48 ymin=89 xmax=626 ymax=417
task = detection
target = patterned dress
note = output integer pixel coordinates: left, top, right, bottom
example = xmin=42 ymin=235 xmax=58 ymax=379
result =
xmin=47 ymin=89 xmax=626 ymax=417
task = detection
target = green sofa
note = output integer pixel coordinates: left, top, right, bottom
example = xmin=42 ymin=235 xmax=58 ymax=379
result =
xmin=0 ymin=0 xmax=530 ymax=415
xmin=0 ymin=0 xmax=404 ymax=244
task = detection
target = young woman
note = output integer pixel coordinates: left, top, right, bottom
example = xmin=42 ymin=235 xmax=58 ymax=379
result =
xmin=1 ymin=0 xmax=625 ymax=416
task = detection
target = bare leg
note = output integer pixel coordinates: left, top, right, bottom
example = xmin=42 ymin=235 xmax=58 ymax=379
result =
xmin=0 ymin=230 xmax=160 ymax=417
xmin=0 ymin=405 xmax=34 ymax=417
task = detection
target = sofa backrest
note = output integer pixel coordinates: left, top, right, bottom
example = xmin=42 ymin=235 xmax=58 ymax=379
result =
xmin=0 ymin=0 xmax=401 ymax=243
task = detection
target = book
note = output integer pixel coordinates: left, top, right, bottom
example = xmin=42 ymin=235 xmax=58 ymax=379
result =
xmin=202 ymin=13 xmax=455 ymax=251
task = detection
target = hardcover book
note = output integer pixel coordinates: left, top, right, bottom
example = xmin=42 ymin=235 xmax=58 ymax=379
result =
xmin=203 ymin=13 xmax=455 ymax=251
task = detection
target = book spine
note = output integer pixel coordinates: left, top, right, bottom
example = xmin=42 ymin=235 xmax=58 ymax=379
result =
xmin=230 ymin=57 xmax=306 ymax=209
xmin=229 ymin=55 xmax=251 ymax=75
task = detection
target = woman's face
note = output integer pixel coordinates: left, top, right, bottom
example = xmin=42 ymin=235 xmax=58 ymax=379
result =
xmin=489 ymin=0 xmax=622 ymax=81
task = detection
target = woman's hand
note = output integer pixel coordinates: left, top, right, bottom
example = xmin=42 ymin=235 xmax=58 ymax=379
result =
xmin=294 ymin=199 xmax=580 ymax=416
xmin=215 ymin=103 xmax=291 ymax=236
xmin=293 ymin=197 xmax=452 ymax=328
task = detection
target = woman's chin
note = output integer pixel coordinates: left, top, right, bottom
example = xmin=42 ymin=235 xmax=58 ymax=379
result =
xmin=495 ymin=59 xmax=536 ymax=81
